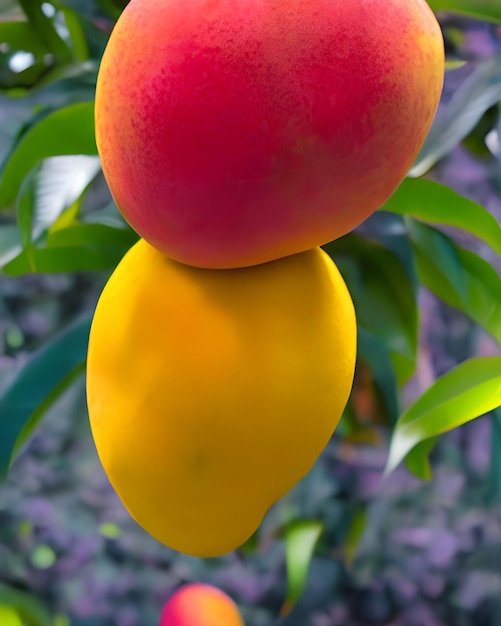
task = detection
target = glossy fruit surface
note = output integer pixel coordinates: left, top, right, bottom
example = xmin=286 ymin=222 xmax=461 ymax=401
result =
xmin=160 ymin=584 xmax=245 ymax=626
xmin=95 ymin=0 xmax=444 ymax=269
xmin=86 ymin=240 xmax=356 ymax=556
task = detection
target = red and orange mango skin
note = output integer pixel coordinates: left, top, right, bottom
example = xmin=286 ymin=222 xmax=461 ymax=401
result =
xmin=160 ymin=584 xmax=245 ymax=626
xmin=96 ymin=0 xmax=444 ymax=269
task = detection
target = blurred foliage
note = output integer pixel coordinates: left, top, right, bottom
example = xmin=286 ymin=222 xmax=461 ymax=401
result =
xmin=0 ymin=0 xmax=500 ymax=625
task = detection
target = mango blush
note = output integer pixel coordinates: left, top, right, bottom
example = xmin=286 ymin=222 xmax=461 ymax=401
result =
xmin=96 ymin=0 xmax=444 ymax=269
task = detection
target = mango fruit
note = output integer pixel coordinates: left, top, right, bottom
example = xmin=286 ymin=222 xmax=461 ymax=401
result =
xmin=86 ymin=240 xmax=356 ymax=556
xmin=95 ymin=0 xmax=444 ymax=269
xmin=160 ymin=584 xmax=245 ymax=626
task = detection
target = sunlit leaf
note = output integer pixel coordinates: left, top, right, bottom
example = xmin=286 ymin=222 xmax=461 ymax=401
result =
xmin=3 ymin=243 xmax=127 ymax=274
xmin=0 ymin=606 xmax=22 ymax=626
xmin=0 ymin=314 xmax=91 ymax=480
xmin=410 ymin=52 xmax=501 ymax=176
xmin=408 ymin=219 xmax=501 ymax=344
xmin=0 ymin=102 xmax=96 ymax=210
xmin=281 ymin=520 xmax=323 ymax=617
xmin=382 ymin=178 xmax=501 ymax=256
xmin=385 ymin=357 xmax=501 ymax=476
xmin=0 ymin=584 xmax=51 ymax=626
xmin=404 ymin=438 xmax=437 ymax=479
xmin=31 ymin=156 xmax=101 ymax=238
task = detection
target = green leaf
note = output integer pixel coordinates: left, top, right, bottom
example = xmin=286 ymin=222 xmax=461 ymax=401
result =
xmin=0 ymin=102 xmax=96 ymax=210
xmin=0 ymin=225 xmax=22 ymax=267
xmin=0 ymin=606 xmax=22 ymax=626
xmin=0 ymin=584 xmax=51 ymax=626
xmin=0 ymin=314 xmax=92 ymax=480
xmin=281 ymin=520 xmax=323 ymax=617
xmin=385 ymin=357 xmax=501 ymax=476
xmin=46 ymin=223 xmax=138 ymax=249
xmin=31 ymin=156 xmax=101 ymax=239
xmin=2 ymin=220 xmax=136 ymax=275
xmin=410 ymin=52 xmax=501 ymax=176
xmin=382 ymin=178 xmax=501 ymax=256
xmin=404 ymin=437 xmax=437 ymax=479
xmin=2 ymin=243 xmax=128 ymax=274
xmin=427 ymin=0 xmax=501 ymax=23
xmin=408 ymin=219 xmax=501 ymax=344
xmin=325 ymin=234 xmax=418 ymax=385
xmin=358 ymin=328 xmax=399 ymax=424
xmin=344 ymin=506 xmax=367 ymax=567
xmin=0 ymin=21 xmax=48 ymax=56
xmin=18 ymin=0 xmax=72 ymax=64
xmin=52 ymin=3 xmax=89 ymax=61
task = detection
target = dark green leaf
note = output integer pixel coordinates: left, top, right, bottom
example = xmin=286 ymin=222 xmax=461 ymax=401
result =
xmin=17 ymin=0 xmax=73 ymax=64
xmin=427 ymin=0 xmax=501 ymax=23
xmin=281 ymin=520 xmax=323 ymax=617
xmin=358 ymin=328 xmax=399 ymax=424
xmin=0 ymin=314 xmax=92 ymax=480
xmin=325 ymin=234 xmax=418 ymax=385
xmin=382 ymin=178 xmax=501 ymax=256
xmin=385 ymin=357 xmax=501 ymax=476
xmin=0 ymin=102 xmax=96 ymax=210
xmin=408 ymin=219 xmax=501 ymax=343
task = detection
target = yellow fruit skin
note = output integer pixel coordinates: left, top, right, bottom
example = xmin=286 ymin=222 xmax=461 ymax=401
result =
xmin=86 ymin=240 xmax=356 ymax=557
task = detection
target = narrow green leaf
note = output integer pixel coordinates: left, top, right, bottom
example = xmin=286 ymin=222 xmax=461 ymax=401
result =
xmin=427 ymin=0 xmax=501 ymax=23
xmin=56 ymin=4 xmax=89 ymax=61
xmin=281 ymin=520 xmax=323 ymax=617
xmin=408 ymin=219 xmax=501 ymax=343
xmin=16 ymin=167 xmax=38 ymax=252
xmin=325 ymin=234 xmax=418 ymax=385
xmin=29 ymin=156 xmax=101 ymax=238
xmin=0 ymin=102 xmax=96 ymax=210
xmin=18 ymin=0 xmax=72 ymax=64
xmin=410 ymin=52 xmax=501 ymax=176
xmin=358 ymin=328 xmax=399 ymax=424
xmin=404 ymin=437 xmax=437 ymax=479
xmin=385 ymin=357 xmax=501 ymax=476
xmin=2 ymin=244 xmax=128 ymax=275
xmin=0 ymin=584 xmax=51 ymax=626
xmin=344 ymin=506 xmax=367 ymax=567
xmin=0 ymin=314 xmax=92 ymax=480
xmin=382 ymin=178 xmax=501 ymax=256
xmin=46 ymin=223 xmax=138 ymax=249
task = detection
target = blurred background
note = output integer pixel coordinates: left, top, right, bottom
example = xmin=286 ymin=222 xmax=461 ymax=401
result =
xmin=0 ymin=1 xmax=501 ymax=625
